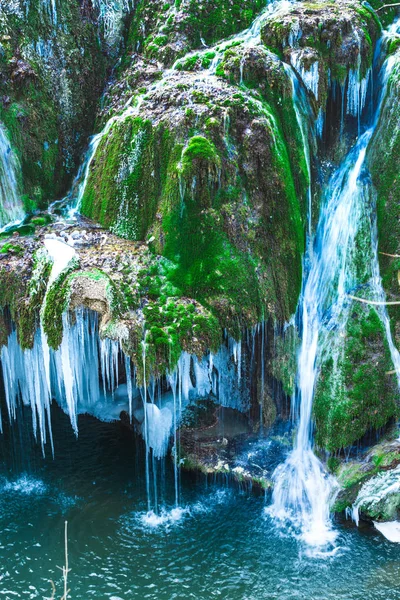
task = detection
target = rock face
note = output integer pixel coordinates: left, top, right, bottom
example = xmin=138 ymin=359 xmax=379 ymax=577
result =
xmin=334 ymin=434 xmax=400 ymax=521
xmin=123 ymin=0 xmax=266 ymax=67
xmin=261 ymin=1 xmax=379 ymax=108
xmin=0 ymin=0 xmax=108 ymax=208
xmin=314 ymin=302 xmax=398 ymax=454
xmin=368 ymin=47 xmax=400 ymax=359
xmin=81 ymin=73 xmax=306 ymax=328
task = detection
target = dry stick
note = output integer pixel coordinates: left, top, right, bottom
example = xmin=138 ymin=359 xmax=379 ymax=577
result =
xmin=58 ymin=521 xmax=71 ymax=600
xmin=376 ymin=3 xmax=400 ymax=10
xmin=49 ymin=580 xmax=56 ymax=600
xmin=379 ymin=251 xmax=400 ymax=258
xmin=348 ymin=294 xmax=400 ymax=305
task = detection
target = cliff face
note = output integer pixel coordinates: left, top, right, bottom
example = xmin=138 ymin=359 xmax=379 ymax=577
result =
xmin=0 ymin=0 xmax=109 ymax=209
xmin=0 ymin=0 xmax=399 ymax=516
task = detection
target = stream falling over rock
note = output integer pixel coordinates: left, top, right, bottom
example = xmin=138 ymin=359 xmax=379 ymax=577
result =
xmin=0 ymin=0 xmax=400 ymax=596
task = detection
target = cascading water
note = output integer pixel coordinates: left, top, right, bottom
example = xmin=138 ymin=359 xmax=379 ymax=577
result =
xmin=0 ymin=123 xmax=24 ymax=230
xmin=269 ymin=20 xmax=400 ymax=548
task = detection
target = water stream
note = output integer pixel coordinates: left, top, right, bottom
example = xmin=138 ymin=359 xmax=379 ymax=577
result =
xmin=0 ymin=123 xmax=24 ymax=230
xmin=270 ymin=20 xmax=400 ymax=548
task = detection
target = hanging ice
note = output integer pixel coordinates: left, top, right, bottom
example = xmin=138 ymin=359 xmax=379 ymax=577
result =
xmin=290 ymin=51 xmax=320 ymax=100
xmin=346 ymin=66 xmax=371 ymax=119
xmin=0 ymin=310 xmax=124 ymax=452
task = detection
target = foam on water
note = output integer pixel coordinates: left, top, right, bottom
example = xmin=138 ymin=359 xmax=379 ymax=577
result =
xmin=139 ymin=506 xmax=190 ymax=529
xmin=374 ymin=521 xmax=400 ymax=543
xmin=1 ymin=475 xmax=47 ymax=496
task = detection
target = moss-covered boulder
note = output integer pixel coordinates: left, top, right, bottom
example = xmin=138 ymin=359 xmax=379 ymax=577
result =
xmin=0 ymin=225 xmax=222 ymax=383
xmin=125 ymin=0 xmax=266 ymax=67
xmin=80 ymin=69 xmax=306 ymax=332
xmin=314 ymin=303 xmax=398 ymax=453
xmin=261 ymin=1 xmax=380 ymax=113
xmin=0 ymin=0 xmax=107 ymax=209
xmin=332 ymin=433 xmax=400 ymax=514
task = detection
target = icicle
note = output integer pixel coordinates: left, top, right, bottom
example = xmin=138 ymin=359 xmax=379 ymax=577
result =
xmin=167 ymin=369 xmax=179 ymax=507
xmin=0 ymin=309 xmax=128 ymax=451
xmin=125 ymin=355 xmax=133 ymax=421
xmin=290 ymin=51 xmax=320 ymax=100
xmin=346 ymin=66 xmax=372 ymax=129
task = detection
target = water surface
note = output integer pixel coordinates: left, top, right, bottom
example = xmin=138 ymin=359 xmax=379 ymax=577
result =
xmin=0 ymin=403 xmax=399 ymax=600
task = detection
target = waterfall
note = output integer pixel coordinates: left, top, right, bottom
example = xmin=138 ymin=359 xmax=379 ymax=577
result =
xmin=0 ymin=123 xmax=24 ymax=230
xmin=269 ymin=21 xmax=400 ymax=548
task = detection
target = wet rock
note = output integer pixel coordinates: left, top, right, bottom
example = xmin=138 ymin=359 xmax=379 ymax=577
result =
xmin=261 ymin=0 xmax=380 ymax=109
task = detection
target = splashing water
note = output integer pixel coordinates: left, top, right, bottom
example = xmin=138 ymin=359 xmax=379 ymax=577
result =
xmin=269 ymin=21 xmax=400 ymax=548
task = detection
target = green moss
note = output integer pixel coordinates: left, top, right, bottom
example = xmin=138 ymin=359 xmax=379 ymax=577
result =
xmin=180 ymin=135 xmax=220 ymax=176
xmin=142 ymin=298 xmax=221 ymax=377
xmin=368 ymin=63 xmax=400 ymax=341
xmin=0 ymin=247 xmax=51 ymax=349
xmin=0 ymin=0 xmax=107 ymax=206
xmin=0 ymin=242 xmax=23 ymax=255
xmin=42 ymin=258 xmax=80 ymax=349
xmin=314 ymin=304 xmax=398 ymax=453
xmin=81 ymin=118 xmax=173 ymax=241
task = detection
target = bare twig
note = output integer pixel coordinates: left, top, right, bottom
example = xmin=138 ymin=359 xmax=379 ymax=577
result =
xmin=379 ymin=251 xmax=400 ymax=258
xmin=347 ymin=294 xmax=400 ymax=306
xmin=57 ymin=521 xmax=71 ymax=600
xmin=49 ymin=580 xmax=56 ymax=600
xmin=376 ymin=2 xmax=400 ymax=10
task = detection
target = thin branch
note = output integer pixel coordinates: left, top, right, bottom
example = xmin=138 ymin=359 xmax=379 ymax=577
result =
xmin=347 ymin=294 xmax=400 ymax=306
xmin=376 ymin=3 xmax=400 ymax=10
xmin=60 ymin=521 xmax=70 ymax=600
xmin=49 ymin=580 xmax=56 ymax=600
xmin=379 ymin=251 xmax=400 ymax=258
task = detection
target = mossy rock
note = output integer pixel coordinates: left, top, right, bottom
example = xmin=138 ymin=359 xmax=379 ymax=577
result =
xmin=261 ymin=0 xmax=380 ymax=110
xmin=368 ymin=58 xmax=400 ymax=346
xmin=0 ymin=0 xmax=107 ymax=207
xmin=81 ymin=71 xmax=306 ymax=333
xmin=314 ymin=303 xmax=398 ymax=453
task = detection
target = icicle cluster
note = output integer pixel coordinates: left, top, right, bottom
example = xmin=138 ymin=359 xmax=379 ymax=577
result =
xmin=0 ymin=310 xmax=121 ymax=453
xmin=92 ymin=0 xmax=133 ymax=45
xmin=290 ymin=51 xmax=320 ymax=100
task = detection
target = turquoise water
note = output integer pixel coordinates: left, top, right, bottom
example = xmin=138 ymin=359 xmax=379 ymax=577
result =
xmin=0 ymin=404 xmax=399 ymax=600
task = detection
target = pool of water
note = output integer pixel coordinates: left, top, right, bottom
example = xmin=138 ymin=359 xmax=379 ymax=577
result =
xmin=0 ymin=403 xmax=399 ymax=600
